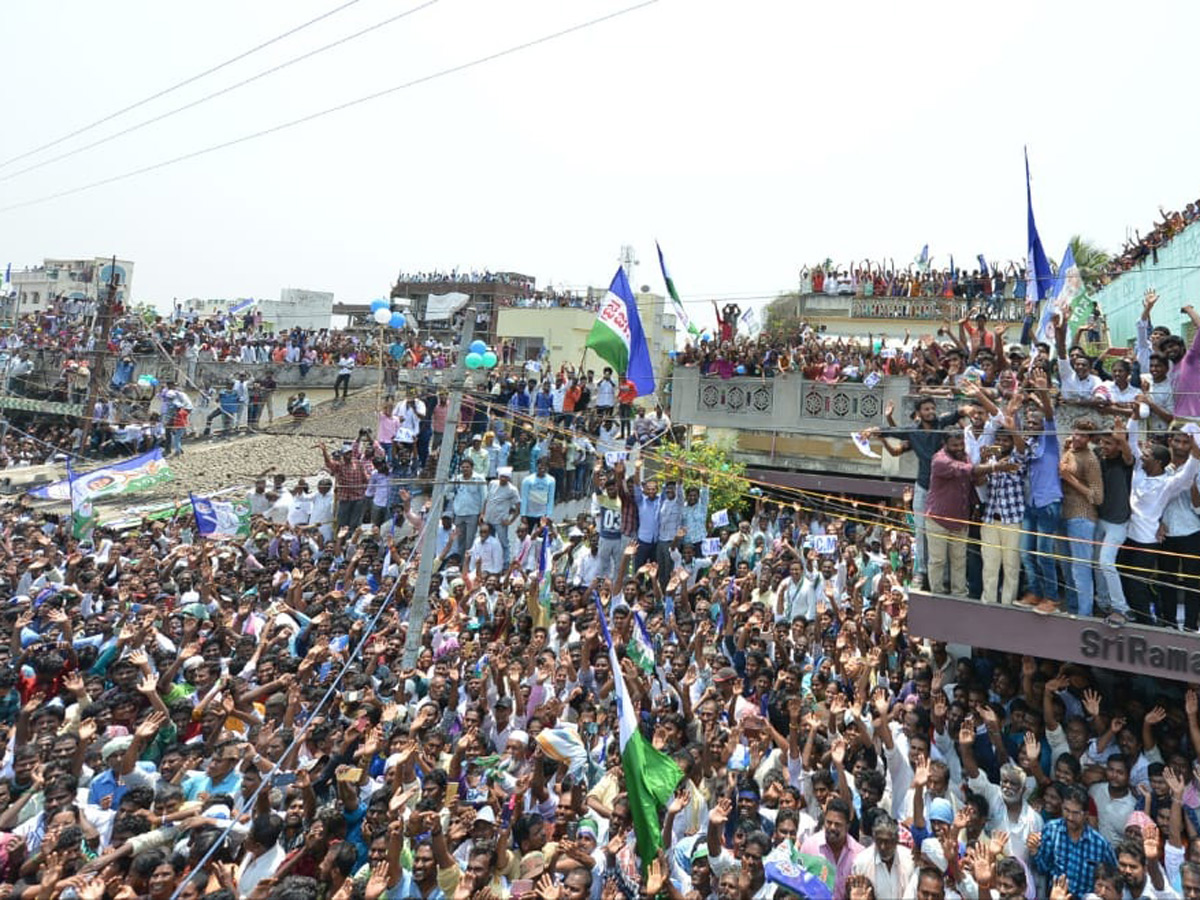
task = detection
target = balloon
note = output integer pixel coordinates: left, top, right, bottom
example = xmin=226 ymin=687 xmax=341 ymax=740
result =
xmin=700 ymin=333 xmax=712 ymax=342
xmin=370 ymin=298 xmax=389 ymax=313
xmin=482 ymin=350 xmax=498 ymax=368
xmin=735 ymin=365 xmax=746 ymax=375
xmin=389 ymin=312 xmax=406 ymax=329
xmin=469 ymin=340 xmax=488 ymax=355
xmin=373 ymin=308 xmax=391 ymax=325
xmin=465 ymin=352 xmax=483 ymax=369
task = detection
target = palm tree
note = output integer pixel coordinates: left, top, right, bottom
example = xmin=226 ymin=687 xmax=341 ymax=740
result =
xmin=1068 ymin=235 xmax=1112 ymax=287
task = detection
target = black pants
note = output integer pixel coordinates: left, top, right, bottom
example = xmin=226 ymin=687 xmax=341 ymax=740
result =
xmin=334 ymin=372 xmax=351 ymax=399
xmin=1119 ymin=539 xmax=1160 ymax=626
xmin=1161 ymin=532 xmax=1200 ymax=629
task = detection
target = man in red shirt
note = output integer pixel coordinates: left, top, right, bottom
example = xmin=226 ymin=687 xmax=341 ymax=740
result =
xmin=617 ymin=377 xmax=638 ymax=439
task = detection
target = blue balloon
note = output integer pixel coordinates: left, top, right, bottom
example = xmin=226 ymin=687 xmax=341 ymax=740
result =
xmin=370 ymin=298 xmax=389 ymax=313
xmin=389 ymin=312 xmax=406 ymax=329
xmin=700 ymin=333 xmax=712 ymax=342
xmin=735 ymin=365 xmax=746 ymax=375
xmin=469 ymin=340 xmax=488 ymax=355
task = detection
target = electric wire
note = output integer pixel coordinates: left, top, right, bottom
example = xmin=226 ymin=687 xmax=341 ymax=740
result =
xmin=0 ymin=0 xmax=662 ymax=215
xmin=164 ymin=515 xmax=430 ymax=900
xmin=0 ymin=0 xmax=368 ymax=171
xmin=0 ymin=0 xmax=440 ymax=186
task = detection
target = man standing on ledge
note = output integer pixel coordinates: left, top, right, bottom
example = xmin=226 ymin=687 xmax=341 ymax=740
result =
xmin=926 ymin=427 xmax=1019 ymax=598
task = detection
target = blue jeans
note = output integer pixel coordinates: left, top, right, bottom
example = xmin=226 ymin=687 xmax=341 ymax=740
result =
xmin=1063 ymin=517 xmax=1096 ymax=616
xmin=1094 ymin=519 xmax=1128 ymax=614
xmin=1021 ymin=501 xmax=1062 ymax=601
xmin=912 ymin=484 xmax=929 ymax=577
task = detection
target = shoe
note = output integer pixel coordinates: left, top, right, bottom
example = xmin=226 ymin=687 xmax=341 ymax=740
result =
xmin=1033 ymin=599 xmax=1063 ymax=615
xmin=1017 ymin=593 xmax=1041 ymax=608
xmin=1104 ymin=611 xmax=1127 ymax=627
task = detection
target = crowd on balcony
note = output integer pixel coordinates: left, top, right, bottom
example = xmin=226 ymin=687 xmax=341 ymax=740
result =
xmin=800 ymin=261 xmax=1027 ymax=312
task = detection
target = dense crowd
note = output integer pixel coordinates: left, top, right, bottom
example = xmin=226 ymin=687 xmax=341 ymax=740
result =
xmin=1103 ymin=200 xmax=1200 ymax=282
xmin=7 ymin=260 xmax=1200 ymax=900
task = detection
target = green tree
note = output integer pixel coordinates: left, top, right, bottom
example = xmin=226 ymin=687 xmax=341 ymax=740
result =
xmin=1068 ymin=235 xmax=1112 ymax=287
xmin=652 ymin=439 xmax=750 ymax=519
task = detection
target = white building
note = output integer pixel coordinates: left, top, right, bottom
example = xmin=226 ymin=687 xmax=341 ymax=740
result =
xmin=260 ymin=288 xmax=333 ymax=332
xmin=8 ymin=257 xmax=134 ymax=317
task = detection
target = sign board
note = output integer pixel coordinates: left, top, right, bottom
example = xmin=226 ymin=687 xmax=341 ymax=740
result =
xmin=909 ymin=591 xmax=1200 ymax=682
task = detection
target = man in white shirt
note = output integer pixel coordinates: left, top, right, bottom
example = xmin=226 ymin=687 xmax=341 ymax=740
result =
xmin=335 ymin=353 xmax=355 ymax=400
xmin=851 ymin=814 xmax=913 ymax=900
xmin=237 ymin=814 xmax=287 ymax=898
xmin=467 ymin=522 xmax=504 ymax=577
xmin=310 ymin=478 xmax=336 ymax=541
xmin=288 ymin=480 xmax=314 ymax=527
xmin=594 ymin=367 xmax=617 ymax=414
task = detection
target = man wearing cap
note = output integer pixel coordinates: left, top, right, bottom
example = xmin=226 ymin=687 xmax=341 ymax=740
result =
xmin=483 ymin=467 xmax=521 ymax=567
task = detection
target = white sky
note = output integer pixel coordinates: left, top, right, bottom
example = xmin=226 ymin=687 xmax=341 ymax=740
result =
xmin=4 ymin=1 xmax=1199 ymax=330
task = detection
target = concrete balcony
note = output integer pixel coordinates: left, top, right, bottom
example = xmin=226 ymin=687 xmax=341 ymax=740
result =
xmin=669 ymin=367 xmax=918 ymax=482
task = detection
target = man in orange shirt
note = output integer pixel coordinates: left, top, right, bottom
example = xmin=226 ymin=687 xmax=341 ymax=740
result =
xmin=618 ymin=377 xmax=638 ymax=439
xmin=563 ymin=377 xmax=582 ymax=428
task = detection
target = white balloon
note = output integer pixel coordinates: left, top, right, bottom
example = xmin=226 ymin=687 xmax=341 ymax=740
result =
xmin=373 ymin=307 xmax=392 ymax=324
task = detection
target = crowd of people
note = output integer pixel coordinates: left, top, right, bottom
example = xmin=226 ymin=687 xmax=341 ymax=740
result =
xmin=799 ymin=262 xmax=1025 ymax=310
xmin=1102 ymin=200 xmax=1200 ymax=282
xmin=2 ymin=309 xmax=1200 ymax=900
xmin=7 ymin=252 xmax=1200 ymax=900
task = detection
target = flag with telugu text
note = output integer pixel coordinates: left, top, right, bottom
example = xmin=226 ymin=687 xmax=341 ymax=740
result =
xmin=586 ymin=267 xmax=656 ymax=397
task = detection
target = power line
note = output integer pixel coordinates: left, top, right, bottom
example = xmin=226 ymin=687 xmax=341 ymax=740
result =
xmin=0 ymin=0 xmax=662 ymax=215
xmin=0 ymin=0 xmax=440 ymax=186
xmin=0 ymin=0 xmax=368 ymax=171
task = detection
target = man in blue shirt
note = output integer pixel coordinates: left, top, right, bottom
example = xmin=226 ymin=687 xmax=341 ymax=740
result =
xmin=182 ymin=738 xmax=243 ymax=800
xmin=204 ymin=380 xmax=242 ymax=439
xmin=1017 ymin=371 xmax=1064 ymax=613
xmin=629 ymin=461 xmax=663 ymax=573
xmin=519 ymin=457 xmax=556 ymax=530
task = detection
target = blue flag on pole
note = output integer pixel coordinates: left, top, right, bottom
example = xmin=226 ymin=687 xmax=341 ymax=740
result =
xmin=978 ymin=254 xmax=989 ymax=275
xmin=585 ymin=267 xmax=656 ymax=397
xmin=1025 ymin=147 xmax=1053 ymax=302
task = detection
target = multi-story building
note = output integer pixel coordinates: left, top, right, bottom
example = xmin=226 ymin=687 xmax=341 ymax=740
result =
xmin=495 ymin=287 xmax=676 ymax=393
xmin=7 ymin=257 xmax=134 ymax=317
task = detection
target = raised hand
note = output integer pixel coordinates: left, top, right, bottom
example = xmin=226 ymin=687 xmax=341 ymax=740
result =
xmin=535 ymin=874 xmax=562 ymax=900
xmin=709 ymin=797 xmax=733 ymax=827
xmin=912 ymin=755 xmax=930 ymax=789
xmin=1081 ymin=689 xmax=1102 ymax=719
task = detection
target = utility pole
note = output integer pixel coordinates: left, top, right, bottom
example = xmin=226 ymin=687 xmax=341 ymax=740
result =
xmin=80 ymin=257 xmax=119 ymax=451
xmin=400 ymin=310 xmax=476 ymax=668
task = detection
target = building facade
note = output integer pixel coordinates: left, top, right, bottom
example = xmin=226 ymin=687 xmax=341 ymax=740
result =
xmin=8 ymin=257 xmax=134 ymax=317
xmin=496 ymin=288 xmax=676 ymax=395
xmin=261 ymin=288 xmax=334 ymax=332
